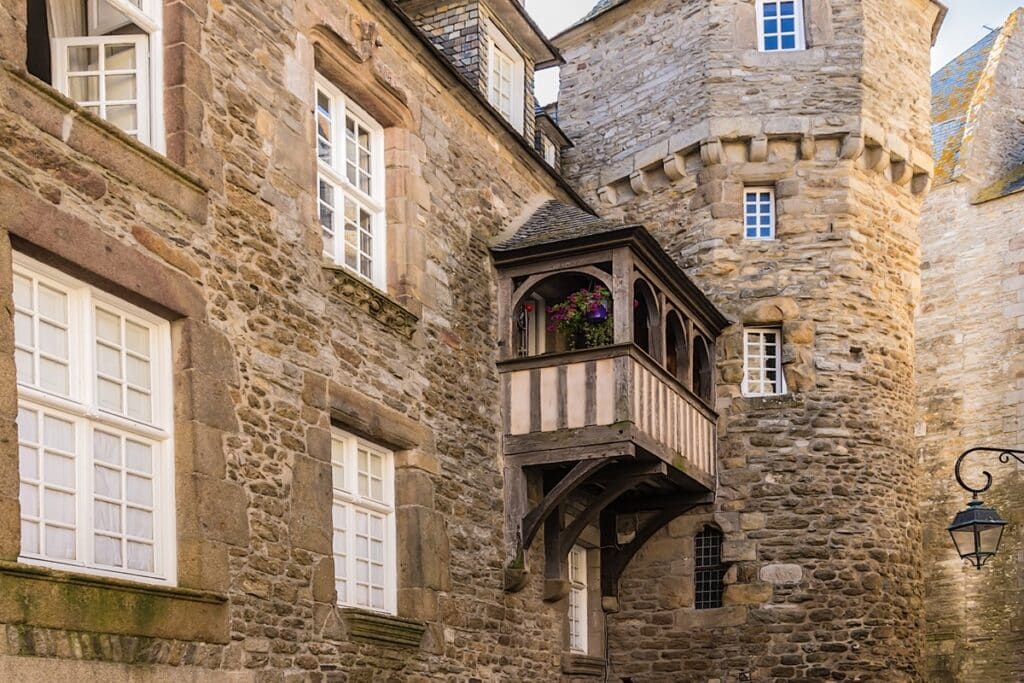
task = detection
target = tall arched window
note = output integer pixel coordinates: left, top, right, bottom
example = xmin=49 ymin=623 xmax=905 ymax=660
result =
xmin=692 ymin=336 xmax=713 ymax=403
xmin=665 ymin=311 xmax=688 ymax=383
xmin=633 ymin=280 xmax=657 ymax=356
xmin=695 ymin=526 xmax=725 ymax=610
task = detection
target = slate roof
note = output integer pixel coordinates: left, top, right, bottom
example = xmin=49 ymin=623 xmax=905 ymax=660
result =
xmin=582 ymin=0 xmax=625 ymax=22
xmin=931 ymin=28 xmax=1000 ymax=184
xmin=492 ymin=200 xmax=636 ymax=252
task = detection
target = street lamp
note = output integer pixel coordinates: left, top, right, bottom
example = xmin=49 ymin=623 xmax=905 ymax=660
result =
xmin=947 ymin=447 xmax=1024 ymax=569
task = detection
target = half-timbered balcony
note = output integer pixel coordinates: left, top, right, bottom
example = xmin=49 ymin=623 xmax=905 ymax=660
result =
xmin=500 ymin=343 xmax=717 ymax=493
xmin=492 ymin=201 xmax=729 ymax=602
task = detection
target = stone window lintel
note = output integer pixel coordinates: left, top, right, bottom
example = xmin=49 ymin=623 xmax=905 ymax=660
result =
xmin=337 ymin=607 xmax=426 ymax=649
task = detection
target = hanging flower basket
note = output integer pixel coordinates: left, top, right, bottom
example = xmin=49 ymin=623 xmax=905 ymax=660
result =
xmin=547 ymin=286 xmax=614 ymax=350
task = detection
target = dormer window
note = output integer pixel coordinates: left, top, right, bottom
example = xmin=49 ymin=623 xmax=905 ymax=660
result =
xmin=756 ymin=0 xmax=806 ymax=52
xmin=486 ymin=21 xmax=525 ymax=133
xmin=30 ymin=0 xmax=164 ymax=149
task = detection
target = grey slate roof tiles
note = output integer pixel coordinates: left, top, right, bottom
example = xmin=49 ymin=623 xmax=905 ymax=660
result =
xmin=492 ymin=200 xmax=635 ymax=251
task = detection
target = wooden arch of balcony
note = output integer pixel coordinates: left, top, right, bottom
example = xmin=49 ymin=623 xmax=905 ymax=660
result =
xmin=493 ymin=220 xmax=730 ymax=603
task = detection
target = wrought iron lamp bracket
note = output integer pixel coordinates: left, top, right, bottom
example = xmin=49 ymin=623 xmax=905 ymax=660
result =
xmin=954 ymin=447 xmax=1024 ymax=498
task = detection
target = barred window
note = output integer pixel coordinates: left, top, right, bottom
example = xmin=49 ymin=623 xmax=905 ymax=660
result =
xmin=695 ymin=527 xmax=725 ymax=610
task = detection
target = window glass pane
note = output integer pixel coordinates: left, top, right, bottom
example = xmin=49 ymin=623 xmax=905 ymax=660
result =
xmin=69 ymin=76 xmax=100 ymax=102
xmin=105 ymin=74 xmax=136 ymax=100
xmin=68 ymin=46 xmax=100 ymax=72
xmin=127 ymin=541 xmax=154 ymax=572
xmin=107 ymin=105 xmax=139 ymax=132
xmin=94 ymin=534 xmax=122 ymax=566
xmin=45 ymin=526 xmax=76 ymax=560
xmin=105 ymin=43 xmax=136 ymax=70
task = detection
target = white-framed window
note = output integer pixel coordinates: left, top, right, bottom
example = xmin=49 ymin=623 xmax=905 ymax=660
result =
xmin=756 ymin=0 xmax=806 ymax=52
xmin=568 ymin=545 xmax=588 ymax=654
xmin=742 ymin=328 xmax=786 ymax=397
xmin=315 ymin=75 xmax=388 ymax=290
xmin=14 ymin=251 xmax=175 ymax=585
xmin=744 ymin=187 xmax=776 ymax=240
xmin=331 ymin=429 xmax=397 ymax=615
xmin=541 ymin=137 xmax=558 ymax=167
xmin=46 ymin=0 xmax=164 ymax=149
xmin=486 ymin=21 xmax=525 ymax=133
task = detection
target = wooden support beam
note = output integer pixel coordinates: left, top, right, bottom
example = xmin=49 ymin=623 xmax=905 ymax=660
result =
xmin=521 ymin=459 xmax=611 ymax=550
xmin=600 ymin=503 xmax=702 ymax=600
xmin=612 ymin=491 xmax=715 ymax=513
xmin=558 ymin=473 xmax=652 ymax=559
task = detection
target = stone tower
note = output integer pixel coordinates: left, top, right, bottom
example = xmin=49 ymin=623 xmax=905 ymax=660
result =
xmin=554 ymin=0 xmax=944 ymax=679
xmin=919 ymin=11 xmax=1024 ymax=681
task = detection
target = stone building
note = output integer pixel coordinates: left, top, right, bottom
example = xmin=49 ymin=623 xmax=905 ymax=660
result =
xmin=919 ymin=10 xmax=1024 ymax=681
xmin=0 ymin=0 xmax=1000 ymax=681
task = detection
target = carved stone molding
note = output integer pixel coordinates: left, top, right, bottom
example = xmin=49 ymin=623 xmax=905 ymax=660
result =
xmin=325 ymin=265 xmax=419 ymax=339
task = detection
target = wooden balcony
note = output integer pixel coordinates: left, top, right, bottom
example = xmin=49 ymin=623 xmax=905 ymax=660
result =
xmin=500 ymin=343 xmax=717 ymax=492
xmin=490 ymin=213 xmax=729 ymax=601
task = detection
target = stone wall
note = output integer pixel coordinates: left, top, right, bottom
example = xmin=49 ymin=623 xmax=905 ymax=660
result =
xmin=0 ymin=0 xmax=586 ymax=680
xmin=556 ymin=0 xmax=940 ymax=679
xmin=917 ymin=180 xmax=1024 ymax=682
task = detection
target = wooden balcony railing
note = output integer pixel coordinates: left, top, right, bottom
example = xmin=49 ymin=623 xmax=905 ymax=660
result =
xmin=499 ymin=343 xmax=717 ymax=488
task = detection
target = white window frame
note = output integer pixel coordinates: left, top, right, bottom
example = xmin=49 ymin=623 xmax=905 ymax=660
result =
xmin=756 ymin=0 xmax=806 ymax=52
xmin=542 ymin=136 xmax=557 ymax=167
xmin=14 ymin=251 xmax=175 ymax=586
xmin=568 ymin=545 xmax=588 ymax=654
xmin=486 ymin=21 xmax=525 ymax=133
xmin=744 ymin=187 xmax=776 ymax=240
xmin=49 ymin=0 xmax=164 ymax=151
xmin=331 ymin=429 xmax=397 ymax=615
xmin=742 ymin=327 xmax=786 ymax=397
xmin=315 ymin=75 xmax=388 ymax=291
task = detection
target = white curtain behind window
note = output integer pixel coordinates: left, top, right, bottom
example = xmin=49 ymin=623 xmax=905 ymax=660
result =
xmin=46 ymin=0 xmax=87 ymax=38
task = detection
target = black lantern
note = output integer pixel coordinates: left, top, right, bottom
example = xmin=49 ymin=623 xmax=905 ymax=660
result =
xmin=947 ymin=499 xmax=1007 ymax=570
xmin=948 ymin=447 xmax=1024 ymax=570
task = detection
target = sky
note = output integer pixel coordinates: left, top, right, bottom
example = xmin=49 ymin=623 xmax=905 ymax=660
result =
xmin=526 ymin=0 xmax=1023 ymax=105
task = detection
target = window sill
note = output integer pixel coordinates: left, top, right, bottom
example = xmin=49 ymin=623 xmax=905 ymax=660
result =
xmin=338 ymin=607 xmax=426 ymax=649
xmin=561 ymin=652 xmax=607 ymax=677
xmin=324 ymin=264 xmax=419 ymax=339
xmin=1 ymin=65 xmax=208 ymax=222
xmin=0 ymin=560 xmax=229 ymax=643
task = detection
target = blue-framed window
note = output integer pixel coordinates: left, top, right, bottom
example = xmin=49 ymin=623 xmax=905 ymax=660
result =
xmin=744 ymin=188 xmax=776 ymax=240
xmin=757 ymin=1 xmax=805 ymax=52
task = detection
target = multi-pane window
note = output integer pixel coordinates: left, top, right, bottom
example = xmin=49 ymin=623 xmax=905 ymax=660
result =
xmin=14 ymin=252 xmax=174 ymax=584
xmin=744 ymin=188 xmax=776 ymax=240
xmin=486 ymin=22 xmax=525 ymax=132
xmin=43 ymin=0 xmax=163 ymax=148
xmin=695 ymin=527 xmax=725 ymax=610
xmin=756 ymin=0 xmax=806 ymax=52
xmin=316 ymin=76 xmax=387 ymax=289
xmin=331 ymin=429 xmax=396 ymax=614
xmin=568 ymin=545 xmax=588 ymax=654
xmin=742 ymin=328 xmax=786 ymax=397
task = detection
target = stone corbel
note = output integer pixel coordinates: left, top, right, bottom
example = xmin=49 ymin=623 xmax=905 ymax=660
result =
xmin=799 ymin=134 xmax=816 ymax=161
xmin=839 ymin=133 xmax=865 ymax=161
xmin=911 ymin=172 xmax=932 ymax=195
xmin=597 ymin=185 xmax=619 ymax=206
xmin=891 ymin=159 xmax=914 ymax=186
xmin=700 ymin=138 xmax=724 ymax=166
xmin=864 ymin=144 xmax=889 ymax=174
xmin=748 ymin=135 xmax=769 ymax=163
xmin=662 ymin=153 xmax=687 ymax=182
xmin=629 ymin=170 xmax=651 ymax=195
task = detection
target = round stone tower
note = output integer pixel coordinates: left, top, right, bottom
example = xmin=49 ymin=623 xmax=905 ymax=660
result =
xmin=553 ymin=0 xmax=944 ymax=679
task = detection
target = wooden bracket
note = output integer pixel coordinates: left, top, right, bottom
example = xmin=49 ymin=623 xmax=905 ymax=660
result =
xmin=521 ymin=459 xmax=611 ymax=550
xmin=600 ymin=494 xmax=712 ymax=599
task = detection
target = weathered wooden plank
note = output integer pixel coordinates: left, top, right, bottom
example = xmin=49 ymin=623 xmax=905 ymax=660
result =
xmin=556 ymin=364 xmax=568 ymax=431
xmin=540 ymin=366 xmax=559 ymax=432
xmin=566 ymin=362 xmax=587 ymax=428
xmin=584 ymin=361 xmax=597 ymax=426
xmin=529 ymin=368 xmax=542 ymax=433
